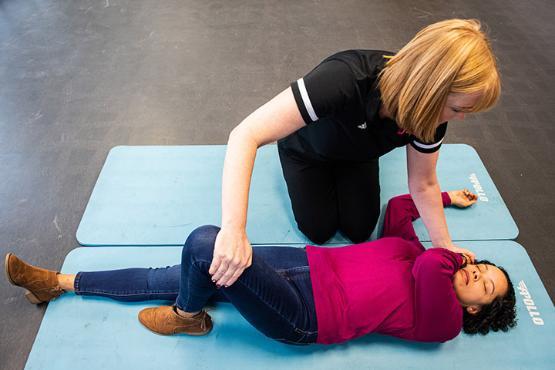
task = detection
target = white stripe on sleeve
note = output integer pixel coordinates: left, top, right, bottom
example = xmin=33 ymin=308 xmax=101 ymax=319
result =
xmin=297 ymin=78 xmax=319 ymax=122
xmin=412 ymin=138 xmax=444 ymax=150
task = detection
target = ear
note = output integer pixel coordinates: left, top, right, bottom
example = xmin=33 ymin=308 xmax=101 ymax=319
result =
xmin=466 ymin=305 xmax=482 ymax=315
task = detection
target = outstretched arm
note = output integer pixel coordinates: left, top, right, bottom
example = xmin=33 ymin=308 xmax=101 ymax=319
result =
xmin=210 ymin=87 xmax=305 ymax=287
xmin=406 ymin=146 xmax=477 ymax=261
xmin=213 ymin=57 xmax=390 ymax=286
xmin=382 ymin=192 xmax=452 ymax=243
xmin=382 ymin=189 xmax=477 ymax=241
xmin=406 ymin=145 xmax=451 ymax=246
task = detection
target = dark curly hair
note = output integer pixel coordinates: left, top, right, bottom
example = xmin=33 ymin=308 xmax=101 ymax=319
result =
xmin=462 ymin=260 xmax=517 ymax=335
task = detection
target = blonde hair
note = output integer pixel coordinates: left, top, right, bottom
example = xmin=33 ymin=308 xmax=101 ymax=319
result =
xmin=378 ymin=19 xmax=501 ymax=142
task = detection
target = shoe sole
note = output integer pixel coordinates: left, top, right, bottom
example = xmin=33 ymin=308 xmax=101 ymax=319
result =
xmin=138 ymin=320 xmax=211 ymax=336
xmin=139 ymin=324 xmax=210 ymax=336
xmin=5 ymin=253 xmax=45 ymax=304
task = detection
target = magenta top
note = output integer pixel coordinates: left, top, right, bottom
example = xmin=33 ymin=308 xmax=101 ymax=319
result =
xmin=306 ymin=192 xmax=464 ymax=344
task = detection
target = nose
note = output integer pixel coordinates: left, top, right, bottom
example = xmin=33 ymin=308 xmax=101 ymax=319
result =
xmin=472 ymin=268 xmax=481 ymax=281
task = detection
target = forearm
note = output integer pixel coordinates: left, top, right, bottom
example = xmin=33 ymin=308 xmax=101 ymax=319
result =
xmin=221 ymin=127 xmax=258 ymax=231
xmin=383 ymin=192 xmax=451 ymax=240
xmin=212 ymin=87 xmax=305 ymax=286
xmin=409 ymin=181 xmax=453 ymax=248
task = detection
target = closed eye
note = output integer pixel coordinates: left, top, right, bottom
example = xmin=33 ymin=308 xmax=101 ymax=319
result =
xmin=479 ymin=265 xmax=496 ymax=295
xmin=451 ymin=106 xmax=472 ymax=113
xmin=477 ymin=265 xmax=490 ymax=294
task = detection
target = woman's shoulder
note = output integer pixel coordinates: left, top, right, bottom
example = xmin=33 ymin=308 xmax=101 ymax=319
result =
xmin=318 ymin=49 xmax=395 ymax=82
xmin=325 ymin=49 xmax=395 ymax=59
xmin=323 ymin=49 xmax=394 ymax=67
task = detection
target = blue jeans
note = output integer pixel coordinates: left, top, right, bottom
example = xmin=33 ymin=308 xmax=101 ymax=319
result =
xmin=75 ymin=225 xmax=318 ymax=345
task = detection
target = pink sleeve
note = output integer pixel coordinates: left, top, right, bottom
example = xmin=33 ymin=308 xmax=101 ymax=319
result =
xmin=411 ymin=248 xmax=464 ymax=342
xmin=381 ymin=192 xmax=451 ymax=243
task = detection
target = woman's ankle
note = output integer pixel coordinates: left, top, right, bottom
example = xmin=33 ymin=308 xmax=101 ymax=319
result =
xmin=56 ymin=274 xmax=76 ymax=291
xmin=175 ymin=306 xmax=200 ymax=318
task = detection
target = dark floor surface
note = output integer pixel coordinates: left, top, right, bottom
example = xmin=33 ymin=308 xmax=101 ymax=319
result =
xmin=1 ymin=0 xmax=553 ymax=369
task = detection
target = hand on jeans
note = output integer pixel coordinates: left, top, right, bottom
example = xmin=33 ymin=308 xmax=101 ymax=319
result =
xmin=209 ymin=227 xmax=253 ymax=287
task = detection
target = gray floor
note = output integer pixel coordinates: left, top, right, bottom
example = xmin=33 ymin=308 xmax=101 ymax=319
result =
xmin=1 ymin=0 xmax=553 ymax=369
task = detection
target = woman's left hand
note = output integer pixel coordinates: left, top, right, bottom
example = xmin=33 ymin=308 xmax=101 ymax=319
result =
xmin=447 ymin=189 xmax=478 ymax=208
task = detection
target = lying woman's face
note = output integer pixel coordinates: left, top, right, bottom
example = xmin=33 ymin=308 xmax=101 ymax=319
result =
xmin=452 ymin=263 xmax=509 ymax=314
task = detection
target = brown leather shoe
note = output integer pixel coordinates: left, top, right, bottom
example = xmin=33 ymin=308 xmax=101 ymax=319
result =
xmin=138 ymin=306 xmax=213 ymax=336
xmin=4 ymin=253 xmax=64 ymax=304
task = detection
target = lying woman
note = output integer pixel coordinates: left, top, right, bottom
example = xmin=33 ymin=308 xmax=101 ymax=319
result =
xmin=5 ymin=190 xmax=516 ymax=345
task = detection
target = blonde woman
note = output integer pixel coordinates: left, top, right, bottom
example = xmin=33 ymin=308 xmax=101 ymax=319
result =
xmin=210 ymin=19 xmax=501 ymax=288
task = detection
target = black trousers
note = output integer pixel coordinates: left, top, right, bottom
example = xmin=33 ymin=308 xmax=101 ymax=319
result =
xmin=278 ymin=144 xmax=380 ymax=244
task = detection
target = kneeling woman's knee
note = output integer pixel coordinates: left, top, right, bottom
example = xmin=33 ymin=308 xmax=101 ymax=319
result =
xmin=182 ymin=225 xmax=220 ymax=263
xmin=299 ymin=224 xmax=336 ymax=245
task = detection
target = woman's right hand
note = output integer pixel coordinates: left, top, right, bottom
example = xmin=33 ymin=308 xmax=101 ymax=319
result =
xmin=444 ymin=244 xmax=476 ymax=264
xmin=212 ymin=87 xmax=304 ymax=287
xmin=209 ymin=227 xmax=253 ymax=287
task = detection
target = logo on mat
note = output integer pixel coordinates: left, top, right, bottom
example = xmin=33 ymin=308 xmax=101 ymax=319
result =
xmin=469 ymin=173 xmax=488 ymax=202
xmin=518 ymin=280 xmax=544 ymax=326
xmin=357 ymin=122 xmax=367 ymax=130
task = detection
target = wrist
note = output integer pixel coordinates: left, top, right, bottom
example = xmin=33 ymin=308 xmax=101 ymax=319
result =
xmin=459 ymin=253 xmax=470 ymax=267
xmin=442 ymin=192 xmax=452 ymax=206
xmin=432 ymin=239 xmax=454 ymax=249
xmin=220 ymin=222 xmax=246 ymax=234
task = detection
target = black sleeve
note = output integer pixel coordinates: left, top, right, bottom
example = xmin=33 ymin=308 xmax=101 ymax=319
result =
xmin=409 ymin=122 xmax=448 ymax=154
xmin=290 ymin=59 xmax=358 ymax=124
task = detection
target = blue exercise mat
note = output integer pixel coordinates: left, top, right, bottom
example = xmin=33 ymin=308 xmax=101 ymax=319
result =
xmin=25 ymin=242 xmax=553 ymax=370
xmin=76 ymin=144 xmax=518 ymax=246
xmin=373 ymin=144 xmax=518 ymax=241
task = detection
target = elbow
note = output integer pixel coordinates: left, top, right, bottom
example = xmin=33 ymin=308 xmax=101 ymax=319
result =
xmin=228 ymin=125 xmax=245 ymax=142
xmin=408 ymin=176 xmax=438 ymax=194
xmin=228 ymin=124 xmax=260 ymax=149
xmin=409 ymin=182 xmax=437 ymax=195
xmin=386 ymin=194 xmax=406 ymax=209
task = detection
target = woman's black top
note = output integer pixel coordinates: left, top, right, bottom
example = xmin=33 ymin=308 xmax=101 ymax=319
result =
xmin=279 ymin=49 xmax=448 ymax=162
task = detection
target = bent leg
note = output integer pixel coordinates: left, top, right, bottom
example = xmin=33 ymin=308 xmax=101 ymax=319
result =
xmin=221 ymin=253 xmax=317 ymax=344
xmin=74 ymin=226 xmax=217 ymax=303
xmin=73 ymin=227 xmax=216 ymax=303
xmin=74 ymin=226 xmax=318 ymax=322
xmin=335 ymin=158 xmax=380 ymax=243
xmin=174 ymin=225 xmax=221 ymax=310
xmin=278 ymin=145 xmax=338 ymax=244
xmin=176 ymin=225 xmax=317 ymax=344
